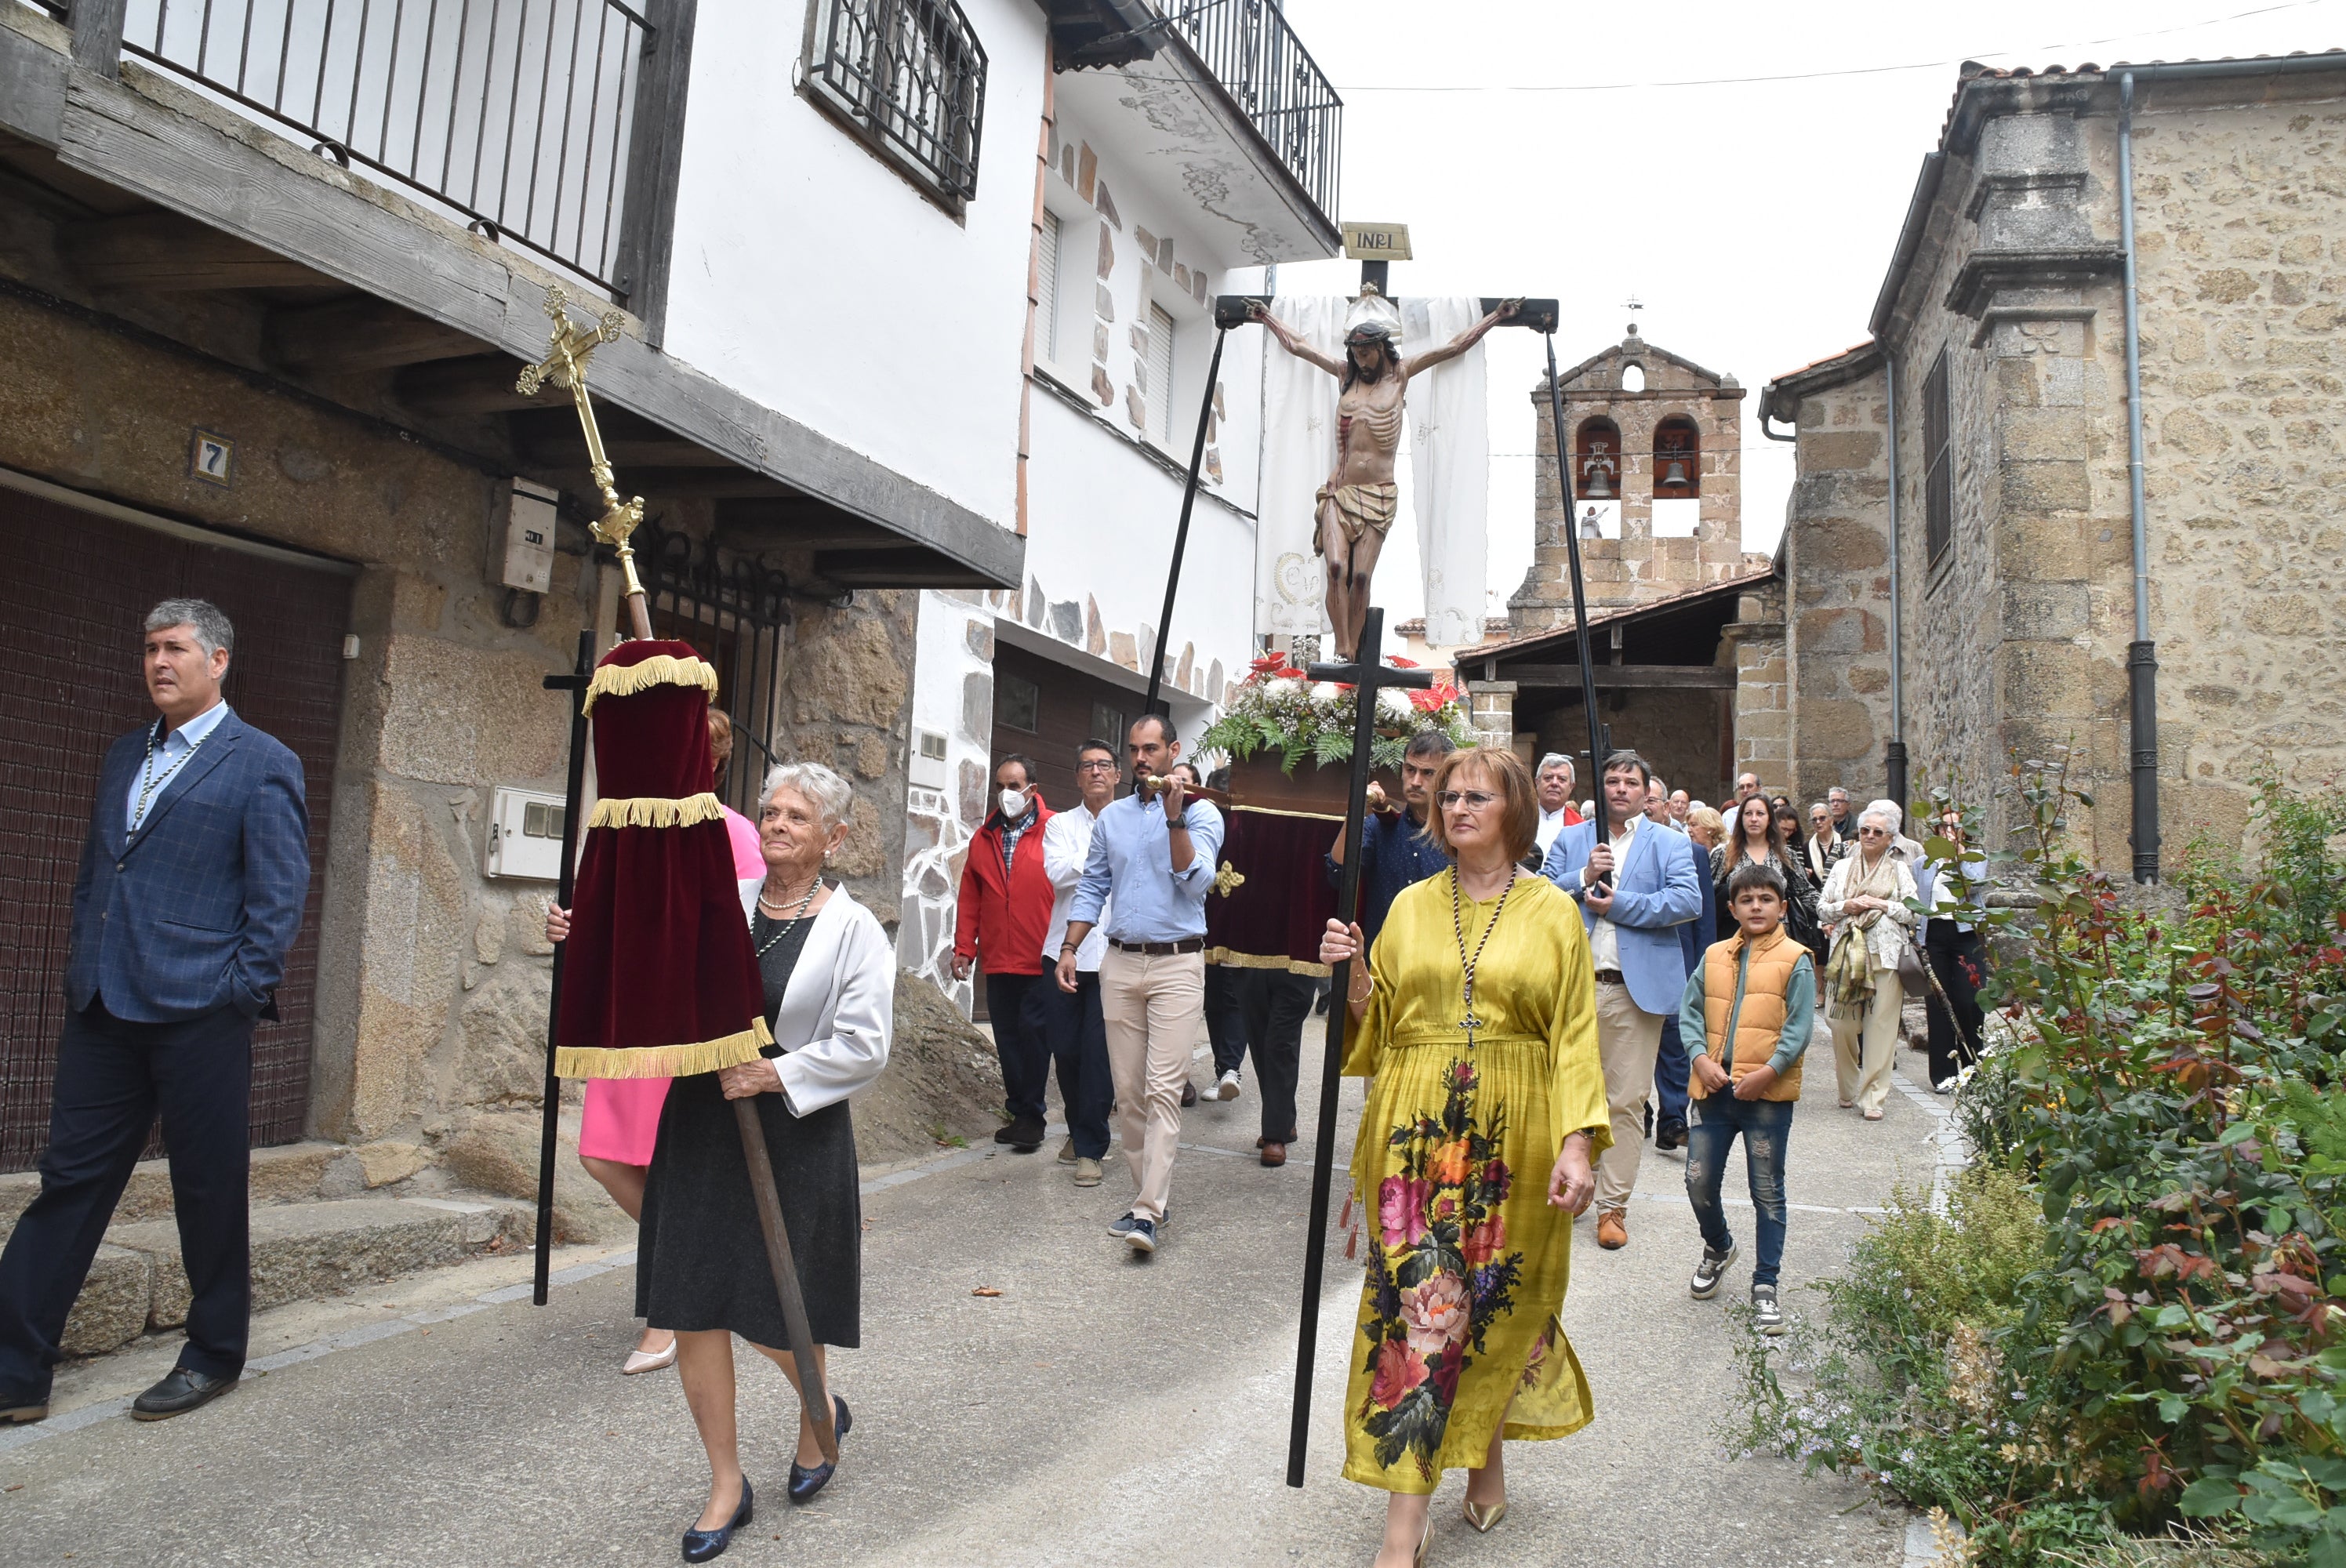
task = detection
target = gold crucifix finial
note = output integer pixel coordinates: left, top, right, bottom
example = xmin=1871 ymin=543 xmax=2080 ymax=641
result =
xmin=518 ymin=285 xmax=649 ymax=607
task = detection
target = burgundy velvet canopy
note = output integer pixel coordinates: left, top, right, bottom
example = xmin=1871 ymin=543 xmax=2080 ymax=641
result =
xmin=1204 ymin=803 xmax=1342 ymax=975
xmin=554 ymin=639 xmax=769 ymax=1080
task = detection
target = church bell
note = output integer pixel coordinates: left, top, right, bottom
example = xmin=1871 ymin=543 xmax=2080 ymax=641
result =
xmin=1659 ymin=459 xmax=1690 ymax=489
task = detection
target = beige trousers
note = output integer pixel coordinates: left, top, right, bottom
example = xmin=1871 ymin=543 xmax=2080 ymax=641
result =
xmin=1099 ymin=946 xmax=1202 ymax=1223
xmin=1832 ymin=975 xmax=1905 ymax=1115
xmin=1593 ymin=980 xmax=1666 ymax=1214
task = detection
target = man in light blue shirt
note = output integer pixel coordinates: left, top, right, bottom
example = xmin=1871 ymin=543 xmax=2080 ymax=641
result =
xmin=1056 ymin=715 xmax=1224 ymax=1254
xmin=126 ymin=697 xmax=232 ymax=831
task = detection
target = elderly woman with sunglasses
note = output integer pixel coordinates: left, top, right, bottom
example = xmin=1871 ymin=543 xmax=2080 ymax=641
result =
xmin=1814 ymin=799 xmax=1919 ymax=1120
xmin=1318 ymin=746 xmax=1607 ymax=1566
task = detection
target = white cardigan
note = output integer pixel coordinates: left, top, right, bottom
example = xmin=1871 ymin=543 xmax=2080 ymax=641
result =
xmin=738 ymin=880 xmax=894 ymax=1116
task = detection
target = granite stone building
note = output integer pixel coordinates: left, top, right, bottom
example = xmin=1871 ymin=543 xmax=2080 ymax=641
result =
xmin=1762 ymin=51 xmax=2346 ymax=877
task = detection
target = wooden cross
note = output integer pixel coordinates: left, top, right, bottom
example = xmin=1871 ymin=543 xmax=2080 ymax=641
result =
xmin=1286 ymin=606 xmax=1436 ymax=1487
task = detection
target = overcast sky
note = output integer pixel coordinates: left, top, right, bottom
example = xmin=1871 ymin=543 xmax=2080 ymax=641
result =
xmin=1266 ymin=0 xmax=2341 ymax=637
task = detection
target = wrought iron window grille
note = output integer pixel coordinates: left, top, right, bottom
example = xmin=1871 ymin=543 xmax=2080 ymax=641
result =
xmin=801 ymin=0 xmax=987 ymax=209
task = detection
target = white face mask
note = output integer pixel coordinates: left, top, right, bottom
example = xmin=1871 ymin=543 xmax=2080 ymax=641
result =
xmin=998 ymin=788 xmax=1029 ymax=819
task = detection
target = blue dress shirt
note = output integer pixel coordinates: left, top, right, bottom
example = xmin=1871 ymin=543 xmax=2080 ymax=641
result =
xmin=126 ymin=700 xmax=232 ymax=832
xmin=1327 ymin=809 xmax=1453 ymax=952
xmin=1070 ymin=792 xmax=1226 ymax=943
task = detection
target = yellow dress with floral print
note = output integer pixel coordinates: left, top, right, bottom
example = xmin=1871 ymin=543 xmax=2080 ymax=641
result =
xmin=1338 ymin=869 xmax=1608 ymax=1493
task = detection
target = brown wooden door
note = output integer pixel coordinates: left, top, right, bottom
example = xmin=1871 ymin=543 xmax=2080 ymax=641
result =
xmin=0 ymin=488 xmax=353 ymax=1171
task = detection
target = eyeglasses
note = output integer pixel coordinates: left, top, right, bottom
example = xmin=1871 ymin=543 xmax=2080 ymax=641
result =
xmin=1858 ymin=826 xmax=1889 ymax=837
xmin=1076 ymin=760 xmax=1118 ymax=772
xmin=1437 ymin=789 xmax=1499 ymax=812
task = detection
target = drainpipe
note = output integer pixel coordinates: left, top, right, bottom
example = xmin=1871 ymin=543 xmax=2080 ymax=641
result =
xmin=2119 ymin=70 xmax=2159 ymax=884
xmin=1883 ymin=352 xmax=1906 ymax=816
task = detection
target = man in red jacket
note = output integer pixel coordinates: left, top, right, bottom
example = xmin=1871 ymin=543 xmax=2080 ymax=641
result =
xmin=954 ymin=755 xmax=1057 ymax=1152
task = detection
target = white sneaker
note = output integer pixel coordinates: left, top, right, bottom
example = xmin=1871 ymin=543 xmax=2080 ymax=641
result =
xmin=1214 ymin=1069 xmax=1242 ymax=1102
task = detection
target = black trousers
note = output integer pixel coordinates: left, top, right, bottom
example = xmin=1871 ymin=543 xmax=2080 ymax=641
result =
xmin=1237 ymin=969 xmax=1314 ymax=1144
xmin=1041 ymin=971 xmax=1114 ymax=1160
xmin=1924 ymin=927 xmax=1988 ymax=1085
xmin=0 ymin=1001 xmax=254 ymax=1396
xmin=1204 ymin=963 xmax=1250 ymax=1078
xmin=986 ymin=973 xmax=1055 ymax=1126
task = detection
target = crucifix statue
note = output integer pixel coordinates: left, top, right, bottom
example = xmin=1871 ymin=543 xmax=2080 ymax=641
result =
xmin=517 ymin=285 xmax=651 ymax=625
xmin=1249 ymin=285 xmax=1517 ymax=660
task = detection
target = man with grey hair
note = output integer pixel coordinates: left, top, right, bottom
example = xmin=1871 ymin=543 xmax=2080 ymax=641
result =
xmin=1534 ymin=752 xmax=1580 ymax=858
xmin=0 ymin=599 xmax=309 ymax=1427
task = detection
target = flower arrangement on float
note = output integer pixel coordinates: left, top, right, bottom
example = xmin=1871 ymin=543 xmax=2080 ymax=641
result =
xmin=1200 ymin=653 xmax=1475 ymax=775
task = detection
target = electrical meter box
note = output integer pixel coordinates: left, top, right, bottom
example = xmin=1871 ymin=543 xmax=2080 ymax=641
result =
xmin=485 ymin=786 xmax=567 ymax=880
xmin=499 ymin=478 xmax=558 ymax=593
xmin=910 ymin=728 xmax=949 ymax=790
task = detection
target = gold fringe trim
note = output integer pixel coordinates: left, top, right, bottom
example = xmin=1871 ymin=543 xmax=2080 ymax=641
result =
xmin=1203 ymin=946 xmax=1332 ymax=979
xmin=586 ymin=792 xmax=724 ymax=829
xmin=581 ymin=653 xmax=719 ymax=715
xmin=555 ymin=1018 xmax=775 ymax=1080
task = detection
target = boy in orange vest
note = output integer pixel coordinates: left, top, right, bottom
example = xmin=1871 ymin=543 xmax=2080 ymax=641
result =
xmin=1677 ymin=860 xmax=1818 ymax=1335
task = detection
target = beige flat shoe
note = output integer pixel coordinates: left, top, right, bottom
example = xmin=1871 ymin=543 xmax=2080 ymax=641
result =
xmin=1462 ymin=1497 xmax=1507 ymax=1534
xmin=1862 ymin=1108 xmax=1884 ymax=1121
xmin=623 ymin=1334 xmax=677 ymax=1375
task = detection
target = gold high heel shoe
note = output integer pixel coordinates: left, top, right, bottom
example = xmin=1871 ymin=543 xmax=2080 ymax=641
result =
xmin=1462 ymin=1496 xmax=1507 ymax=1534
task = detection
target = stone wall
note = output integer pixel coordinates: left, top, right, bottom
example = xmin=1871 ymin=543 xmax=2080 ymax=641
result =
xmin=2129 ymin=86 xmax=2346 ymax=848
xmin=1779 ymin=368 xmax=1897 ymax=811
xmin=1725 ymin=579 xmax=1790 ymax=797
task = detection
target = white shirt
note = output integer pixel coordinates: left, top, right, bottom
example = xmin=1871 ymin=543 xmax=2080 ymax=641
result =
xmin=1589 ymin=813 xmax=1638 ymax=974
xmin=1535 ymin=805 xmax=1569 ymax=857
xmin=1043 ymin=802 xmax=1109 ymax=971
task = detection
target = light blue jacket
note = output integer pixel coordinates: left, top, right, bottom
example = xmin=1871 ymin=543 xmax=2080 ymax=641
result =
xmin=1540 ymin=816 xmax=1703 ymax=1015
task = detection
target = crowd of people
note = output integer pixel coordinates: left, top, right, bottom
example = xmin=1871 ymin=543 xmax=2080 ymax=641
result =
xmin=0 ymin=597 xmax=1996 ymax=1567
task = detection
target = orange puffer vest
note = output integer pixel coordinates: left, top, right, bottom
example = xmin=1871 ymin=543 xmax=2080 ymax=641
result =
xmin=1691 ymin=924 xmax=1807 ymax=1102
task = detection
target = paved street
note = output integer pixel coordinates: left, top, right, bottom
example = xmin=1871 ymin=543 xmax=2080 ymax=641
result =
xmin=0 ymin=1033 xmax=1949 ymax=1568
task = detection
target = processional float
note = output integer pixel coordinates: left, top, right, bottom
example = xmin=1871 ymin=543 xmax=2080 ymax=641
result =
xmin=1130 ymin=252 xmax=1608 ymax=1483
xmin=521 ymin=288 xmax=837 ymax=1463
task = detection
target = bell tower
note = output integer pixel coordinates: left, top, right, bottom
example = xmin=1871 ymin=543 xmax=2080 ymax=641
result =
xmin=1509 ymin=324 xmax=1759 ymax=630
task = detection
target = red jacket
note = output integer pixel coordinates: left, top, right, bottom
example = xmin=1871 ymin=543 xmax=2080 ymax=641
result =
xmin=954 ymin=793 xmax=1055 ymax=977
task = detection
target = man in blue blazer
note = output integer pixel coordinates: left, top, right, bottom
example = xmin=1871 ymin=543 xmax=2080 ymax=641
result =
xmin=0 ymin=599 xmax=309 ymax=1426
xmin=1540 ymin=750 xmax=1702 ymax=1251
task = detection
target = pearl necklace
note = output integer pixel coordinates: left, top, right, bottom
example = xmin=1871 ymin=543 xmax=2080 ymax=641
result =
xmin=754 ymin=877 xmax=821 ymax=956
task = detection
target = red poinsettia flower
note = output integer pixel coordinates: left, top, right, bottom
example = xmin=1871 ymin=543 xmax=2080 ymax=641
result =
xmin=1389 ymin=655 xmax=1419 ymax=668
xmin=1249 ymin=655 xmax=1287 ymax=676
xmin=1410 ymin=682 xmax=1462 ymax=713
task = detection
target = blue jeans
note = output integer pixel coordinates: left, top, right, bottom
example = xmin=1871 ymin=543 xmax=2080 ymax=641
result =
xmin=1041 ymin=972 xmax=1114 ymax=1160
xmin=1654 ymin=1016 xmax=1691 ymax=1129
xmin=1683 ymin=1093 xmax=1795 ymax=1287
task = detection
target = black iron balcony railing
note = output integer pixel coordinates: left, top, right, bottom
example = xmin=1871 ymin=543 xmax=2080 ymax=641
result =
xmin=1164 ymin=0 xmax=1341 ymax=222
xmin=114 ymin=0 xmax=652 ymax=292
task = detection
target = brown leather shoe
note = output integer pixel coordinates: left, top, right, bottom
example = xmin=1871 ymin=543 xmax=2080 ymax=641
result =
xmin=1596 ymin=1207 xmax=1629 ymax=1249
xmin=1260 ymin=1142 xmax=1287 ymax=1167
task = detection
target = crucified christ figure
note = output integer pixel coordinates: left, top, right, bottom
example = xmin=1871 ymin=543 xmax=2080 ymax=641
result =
xmin=1251 ymin=285 xmax=1516 ymax=659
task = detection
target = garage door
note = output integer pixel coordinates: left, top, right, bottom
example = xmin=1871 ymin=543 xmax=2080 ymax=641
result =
xmin=0 ymin=483 xmax=353 ymax=1171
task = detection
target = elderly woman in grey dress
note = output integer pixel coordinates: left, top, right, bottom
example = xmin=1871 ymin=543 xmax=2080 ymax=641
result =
xmin=550 ymin=760 xmax=892 ymax=1560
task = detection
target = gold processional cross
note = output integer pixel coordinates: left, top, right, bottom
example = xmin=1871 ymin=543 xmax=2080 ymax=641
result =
xmin=515 ymin=285 xmax=651 ymax=619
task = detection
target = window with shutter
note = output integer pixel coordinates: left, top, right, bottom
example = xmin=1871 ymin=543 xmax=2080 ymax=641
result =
xmin=1923 ymin=348 xmax=1953 ymax=567
xmin=1036 ymin=210 xmax=1061 ymax=364
xmin=1147 ymin=302 xmax=1176 ymax=448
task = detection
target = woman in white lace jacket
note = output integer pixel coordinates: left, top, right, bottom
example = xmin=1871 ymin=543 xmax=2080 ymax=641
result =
xmin=1815 ymin=800 xmax=1918 ymax=1122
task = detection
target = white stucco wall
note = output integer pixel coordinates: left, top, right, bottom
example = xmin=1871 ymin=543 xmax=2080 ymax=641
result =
xmin=660 ymin=0 xmax=1045 ymax=528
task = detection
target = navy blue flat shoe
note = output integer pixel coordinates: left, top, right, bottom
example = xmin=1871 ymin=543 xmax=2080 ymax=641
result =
xmin=787 ymin=1396 xmax=852 ymax=1504
xmin=681 ymin=1476 xmax=752 ymax=1563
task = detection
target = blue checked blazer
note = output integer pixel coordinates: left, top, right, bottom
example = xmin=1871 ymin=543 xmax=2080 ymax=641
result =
xmin=66 ymin=707 xmax=310 ymax=1023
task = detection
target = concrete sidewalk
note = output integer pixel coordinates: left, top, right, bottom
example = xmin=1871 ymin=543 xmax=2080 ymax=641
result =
xmin=0 ymin=1029 xmax=1945 ymax=1567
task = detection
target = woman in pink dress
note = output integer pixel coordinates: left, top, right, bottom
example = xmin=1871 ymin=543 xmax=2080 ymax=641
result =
xmin=576 ymin=709 xmax=766 ymax=1374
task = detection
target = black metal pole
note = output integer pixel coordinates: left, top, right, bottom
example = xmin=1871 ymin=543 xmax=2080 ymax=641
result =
xmin=1142 ymin=325 xmax=1229 ymax=719
xmin=2129 ymin=641 xmax=2160 ymax=883
xmin=1542 ymin=332 xmax=1609 ymax=779
xmin=1286 ymin=607 xmax=1386 ymax=1488
xmin=533 ymin=628 xmax=594 ymax=1305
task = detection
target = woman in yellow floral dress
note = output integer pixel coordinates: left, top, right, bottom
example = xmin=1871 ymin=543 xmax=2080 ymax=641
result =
xmin=1319 ymin=746 xmax=1607 ymax=1566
